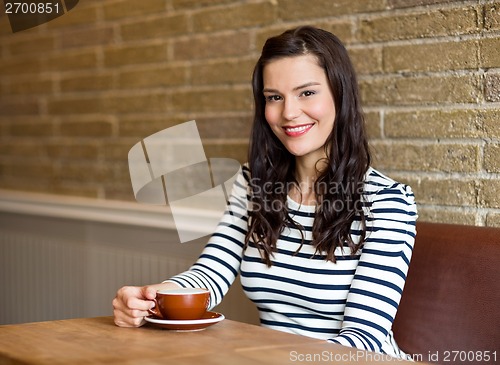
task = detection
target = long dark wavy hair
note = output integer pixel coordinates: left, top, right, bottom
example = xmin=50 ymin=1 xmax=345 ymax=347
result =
xmin=245 ymin=26 xmax=371 ymax=266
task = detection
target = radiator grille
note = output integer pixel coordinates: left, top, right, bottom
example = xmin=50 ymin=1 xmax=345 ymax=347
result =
xmin=0 ymin=231 xmax=193 ymax=325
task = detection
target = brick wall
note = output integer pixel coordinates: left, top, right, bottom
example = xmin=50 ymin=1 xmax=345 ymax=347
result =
xmin=0 ymin=0 xmax=499 ymax=226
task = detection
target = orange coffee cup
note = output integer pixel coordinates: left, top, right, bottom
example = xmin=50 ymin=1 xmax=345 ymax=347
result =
xmin=148 ymin=288 xmax=210 ymax=320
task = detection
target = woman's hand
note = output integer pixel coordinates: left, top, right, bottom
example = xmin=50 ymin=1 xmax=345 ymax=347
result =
xmin=112 ymin=282 xmax=180 ymax=327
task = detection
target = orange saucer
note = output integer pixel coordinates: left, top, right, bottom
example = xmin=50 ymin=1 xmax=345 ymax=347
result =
xmin=145 ymin=311 xmax=224 ymax=331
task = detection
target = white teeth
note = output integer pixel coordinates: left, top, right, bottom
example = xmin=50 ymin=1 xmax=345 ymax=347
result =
xmin=285 ymin=125 xmax=310 ymax=132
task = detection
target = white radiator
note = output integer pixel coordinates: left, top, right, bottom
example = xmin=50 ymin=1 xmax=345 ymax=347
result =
xmin=0 ymin=191 xmax=259 ymax=326
xmin=0 ymin=230 xmax=194 ymax=325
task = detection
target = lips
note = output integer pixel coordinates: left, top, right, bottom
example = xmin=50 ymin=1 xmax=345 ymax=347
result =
xmin=283 ymin=123 xmax=314 ymax=137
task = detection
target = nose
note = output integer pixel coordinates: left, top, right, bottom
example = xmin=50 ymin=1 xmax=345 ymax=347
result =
xmin=282 ymin=97 xmax=301 ymax=121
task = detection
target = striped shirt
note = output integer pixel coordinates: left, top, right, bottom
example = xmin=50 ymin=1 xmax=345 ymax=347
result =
xmin=168 ymin=165 xmax=417 ymax=358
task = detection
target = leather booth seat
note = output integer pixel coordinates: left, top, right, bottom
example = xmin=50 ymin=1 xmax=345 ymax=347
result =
xmin=392 ymin=221 xmax=500 ymax=364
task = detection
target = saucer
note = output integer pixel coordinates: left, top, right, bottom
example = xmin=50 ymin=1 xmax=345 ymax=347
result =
xmin=145 ymin=311 xmax=224 ymax=331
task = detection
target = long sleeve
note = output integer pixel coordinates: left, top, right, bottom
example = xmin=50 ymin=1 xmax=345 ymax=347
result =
xmin=327 ymin=179 xmax=417 ymax=353
xmin=166 ymin=166 xmax=250 ymax=309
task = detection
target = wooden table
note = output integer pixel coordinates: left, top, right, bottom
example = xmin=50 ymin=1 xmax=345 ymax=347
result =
xmin=0 ymin=317 xmax=425 ymax=364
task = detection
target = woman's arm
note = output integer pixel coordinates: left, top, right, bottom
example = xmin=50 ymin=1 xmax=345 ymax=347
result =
xmin=113 ymin=167 xmax=250 ymax=326
xmin=328 ymin=182 xmax=417 ymax=352
xmin=164 ymin=166 xmax=251 ymax=310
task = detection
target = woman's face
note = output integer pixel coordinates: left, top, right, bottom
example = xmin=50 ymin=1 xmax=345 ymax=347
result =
xmin=263 ymin=54 xmax=336 ymax=162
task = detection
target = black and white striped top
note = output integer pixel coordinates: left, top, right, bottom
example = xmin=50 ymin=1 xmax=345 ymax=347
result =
xmin=168 ymin=165 xmax=417 ymax=358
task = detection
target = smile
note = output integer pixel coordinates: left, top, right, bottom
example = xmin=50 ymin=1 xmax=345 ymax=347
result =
xmin=283 ymin=123 xmax=314 ymax=137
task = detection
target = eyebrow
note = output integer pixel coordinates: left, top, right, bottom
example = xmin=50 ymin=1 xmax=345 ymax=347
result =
xmin=262 ymin=82 xmax=321 ymax=94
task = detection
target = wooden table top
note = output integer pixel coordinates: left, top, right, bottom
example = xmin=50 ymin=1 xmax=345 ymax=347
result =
xmin=0 ymin=316 xmax=422 ymax=364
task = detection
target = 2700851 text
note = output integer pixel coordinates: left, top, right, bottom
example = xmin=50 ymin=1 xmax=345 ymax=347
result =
xmin=441 ymin=350 xmax=497 ymax=362
xmin=5 ymin=2 xmax=61 ymax=14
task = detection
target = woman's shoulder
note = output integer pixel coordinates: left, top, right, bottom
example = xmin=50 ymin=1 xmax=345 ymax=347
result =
xmin=364 ymin=167 xmax=416 ymax=203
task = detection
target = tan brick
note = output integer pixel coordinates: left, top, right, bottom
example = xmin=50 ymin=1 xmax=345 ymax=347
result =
xmin=103 ymin=0 xmax=166 ymax=20
xmin=46 ymin=4 xmax=98 ymax=29
xmin=46 ymin=50 xmax=98 ymax=71
xmin=121 ymin=14 xmax=189 ymax=41
xmin=196 ymin=115 xmax=252 ymax=140
xmin=60 ymin=25 xmax=115 ymax=49
xmin=278 ymin=0 xmax=386 ymax=21
xmin=191 ymin=59 xmax=254 ymax=85
xmin=168 ymin=88 xmax=251 ymax=113
xmin=364 ymin=111 xmax=381 ymax=139
xmin=48 ymin=184 xmax=100 ymax=199
xmin=8 ymin=77 xmax=53 ymax=95
xmin=0 ymin=100 xmax=39 ymax=115
xmin=119 ymin=66 xmax=186 ymax=89
xmin=7 ymin=35 xmax=55 ymax=56
xmin=60 ymin=120 xmax=113 ymax=137
xmin=481 ymin=109 xmax=500 ymax=138
xmin=349 ymin=46 xmax=383 ymax=75
xmin=172 ymin=0 xmax=236 ymax=10
xmin=104 ymin=43 xmax=167 ymax=67
xmin=417 ymin=208 xmax=477 ymax=226
xmin=317 ymin=21 xmax=355 ymax=45
xmin=384 ymin=40 xmax=479 ymax=73
xmin=1 ymin=160 xmax=54 ymax=180
xmin=484 ymin=3 xmax=500 ymax=31
xmin=193 ymin=2 xmax=276 ymax=32
xmin=118 ymin=117 xmax=185 ymax=138
xmin=0 ymin=56 xmax=41 ymax=75
xmin=204 ymin=142 xmax=248 ymax=163
xmin=7 ymin=117 xmax=54 ymax=137
xmin=483 ymin=143 xmax=500 ymax=173
xmin=485 ymin=73 xmax=500 ymax=102
xmin=0 ymin=140 xmax=46 ymax=160
xmin=360 ymin=74 xmax=482 ymax=106
xmin=103 ymin=141 xmax=138 ymax=161
xmin=409 ymin=177 xmax=478 ymax=207
xmin=486 ymin=213 xmax=500 ymax=227
xmin=60 ymin=73 xmax=114 ymax=92
xmin=384 ymin=109 xmax=486 ymax=139
xmin=389 ymin=0 xmax=455 ymax=8
xmin=359 ymin=6 xmax=480 ymax=42
xmin=45 ymin=142 xmax=100 ymax=161
xmin=53 ymin=162 xmax=114 ymax=184
xmin=480 ymin=37 xmax=500 ymax=68
xmin=103 ymin=93 xmax=168 ymax=114
xmin=173 ymin=32 xmax=251 ymax=61
xmin=104 ymin=184 xmax=136 ymax=201
xmin=48 ymin=97 xmax=102 ymax=115
xmin=371 ymin=141 xmax=480 ymax=173
xmin=478 ymin=179 xmax=500 ymax=208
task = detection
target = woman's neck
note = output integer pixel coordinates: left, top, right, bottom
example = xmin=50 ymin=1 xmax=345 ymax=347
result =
xmin=290 ymin=155 xmax=327 ymax=205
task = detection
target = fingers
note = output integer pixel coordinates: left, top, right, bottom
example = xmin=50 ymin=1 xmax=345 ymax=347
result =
xmin=113 ymin=286 xmax=155 ymax=327
xmin=142 ymin=285 xmax=159 ymax=300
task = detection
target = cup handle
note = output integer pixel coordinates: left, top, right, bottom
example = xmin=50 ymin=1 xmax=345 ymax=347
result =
xmin=147 ymin=299 xmax=164 ymax=319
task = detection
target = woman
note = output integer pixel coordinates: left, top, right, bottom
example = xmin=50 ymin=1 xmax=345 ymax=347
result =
xmin=113 ymin=26 xmax=417 ymax=358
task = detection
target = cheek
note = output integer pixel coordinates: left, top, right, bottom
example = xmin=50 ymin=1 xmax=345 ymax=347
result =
xmin=310 ymin=99 xmax=335 ymax=121
xmin=264 ymin=105 xmax=278 ymax=126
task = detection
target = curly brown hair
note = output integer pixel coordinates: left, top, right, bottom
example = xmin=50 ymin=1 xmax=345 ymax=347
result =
xmin=246 ymin=25 xmax=371 ymax=266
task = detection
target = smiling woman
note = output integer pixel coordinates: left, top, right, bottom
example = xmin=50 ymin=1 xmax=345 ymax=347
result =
xmin=262 ymin=55 xmax=336 ymax=160
xmin=113 ymin=26 xmax=417 ymax=361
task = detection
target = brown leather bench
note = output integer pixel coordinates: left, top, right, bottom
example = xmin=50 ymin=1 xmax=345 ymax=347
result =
xmin=393 ymin=221 xmax=500 ymax=364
